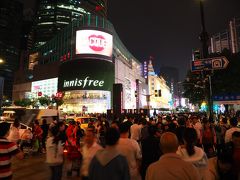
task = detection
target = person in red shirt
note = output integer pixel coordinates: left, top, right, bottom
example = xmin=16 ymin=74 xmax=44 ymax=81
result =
xmin=232 ymin=131 xmax=240 ymax=179
xmin=0 ymin=122 xmax=24 ymax=179
xmin=33 ymin=120 xmax=43 ymax=153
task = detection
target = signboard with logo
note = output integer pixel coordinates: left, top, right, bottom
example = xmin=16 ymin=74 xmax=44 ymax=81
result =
xmin=58 ymin=59 xmax=114 ymax=91
xmin=76 ymin=30 xmax=113 ymax=57
xmin=191 ymin=56 xmax=229 ymax=72
xmin=31 ymin=78 xmax=58 ymax=97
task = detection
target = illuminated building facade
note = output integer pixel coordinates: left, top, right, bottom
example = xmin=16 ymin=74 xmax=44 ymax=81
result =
xmin=210 ymin=17 xmax=240 ymax=54
xmin=0 ymin=0 xmax=23 ymax=99
xmin=147 ymin=60 xmax=171 ymax=109
xmin=33 ymin=0 xmax=108 ymax=48
xmin=13 ymin=14 xmax=147 ymax=113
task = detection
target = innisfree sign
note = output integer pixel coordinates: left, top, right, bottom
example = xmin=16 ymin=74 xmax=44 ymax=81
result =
xmin=191 ymin=56 xmax=229 ymax=72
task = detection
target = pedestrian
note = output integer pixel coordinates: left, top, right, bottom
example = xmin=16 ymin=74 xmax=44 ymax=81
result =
xmin=201 ymin=118 xmax=217 ymax=157
xmin=41 ymin=119 xmax=49 ymax=153
xmin=81 ymin=127 xmax=102 ymax=180
xmin=33 ymin=120 xmax=43 ymax=153
xmin=89 ymin=127 xmax=130 ymax=180
xmin=177 ymin=128 xmax=208 ymax=180
xmin=7 ymin=118 xmax=20 ymax=144
xmin=145 ymin=132 xmax=200 ymax=180
xmin=141 ymin=125 xmax=161 ymax=180
xmin=46 ymin=124 xmax=64 ymax=180
xmin=0 ymin=122 xmax=24 ymax=179
xmin=117 ymin=122 xmax=142 ymax=180
xmin=225 ymin=117 xmax=240 ymax=143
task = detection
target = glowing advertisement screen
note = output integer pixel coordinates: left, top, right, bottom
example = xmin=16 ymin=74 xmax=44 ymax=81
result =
xmin=76 ymin=30 xmax=113 ymax=57
xmin=31 ymin=78 xmax=58 ymax=97
xmin=58 ymin=59 xmax=114 ymax=91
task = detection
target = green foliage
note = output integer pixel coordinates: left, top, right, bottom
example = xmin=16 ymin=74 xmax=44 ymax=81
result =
xmin=14 ymin=98 xmax=32 ymax=107
xmin=211 ymin=51 xmax=240 ymax=95
xmin=38 ymin=96 xmax=51 ymax=106
xmin=52 ymin=96 xmax=64 ymax=107
xmin=182 ymin=71 xmax=206 ymax=105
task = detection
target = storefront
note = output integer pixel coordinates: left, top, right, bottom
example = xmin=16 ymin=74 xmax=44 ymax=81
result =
xmin=58 ymin=58 xmax=114 ymax=113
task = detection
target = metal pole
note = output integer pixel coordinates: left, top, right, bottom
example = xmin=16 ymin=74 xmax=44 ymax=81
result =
xmin=208 ymin=74 xmax=213 ymax=118
xmin=199 ymin=0 xmax=209 ymax=59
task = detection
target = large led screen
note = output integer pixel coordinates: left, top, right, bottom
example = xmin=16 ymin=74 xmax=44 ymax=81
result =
xmin=58 ymin=59 xmax=114 ymax=91
xmin=76 ymin=30 xmax=113 ymax=57
xmin=31 ymin=78 xmax=58 ymax=97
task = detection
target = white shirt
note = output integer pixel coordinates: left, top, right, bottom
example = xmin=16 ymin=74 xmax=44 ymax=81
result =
xmin=193 ymin=122 xmax=202 ymax=139
xmin=81 ymin=142 xmax=102 ymax=177
xmin=225 ymin=127 xmax=240 ymax=143
xmin=7 ymin=126 xmax=20 ymax=143
xmin=130 ymin=124 xmax=142 ymax=141
xmin=46 ymin=137 xmax=64 ymax=165
xmin=117 ymin=138 xmax=142 ymax=180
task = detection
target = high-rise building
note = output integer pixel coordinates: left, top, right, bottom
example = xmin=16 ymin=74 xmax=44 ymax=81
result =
xmin=33 ymin=0 xmax=108 ymax=48
xmin=0 ymin=0 xmax=23 ymax=99
xmin=210 ymin=17 xmax=240 ymax=54
xmin=147 ymin=61 xmax=171 ymax=109
xmin=13 ymin=14 xmax=148 ymax=113
xmin=159 ymin=66 xmax=179 ymax=96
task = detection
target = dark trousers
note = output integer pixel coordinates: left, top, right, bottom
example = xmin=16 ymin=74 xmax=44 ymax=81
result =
xmin=81 ymin=176 xmax=89 ymax=180
xmin=50 ymin=164 xmax=63 ymax=180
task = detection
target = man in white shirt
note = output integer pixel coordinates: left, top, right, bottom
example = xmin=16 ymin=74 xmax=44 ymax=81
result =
xmin=130 ymin=119 xmax=142 ymax=142
xmin=81 ymin=127 xmax=102 ymax=180
xmin=117 ymin=122 xmax=142 ymax=180
xmin=225 ymin=117 xmax=240 ymax=143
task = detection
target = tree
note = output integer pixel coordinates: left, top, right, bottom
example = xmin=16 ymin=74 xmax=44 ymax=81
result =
xmin=183 ymin=50 xmax=240 ymax=105
xmin=182 ymin=71 xmax=206 ymax=105
xmin=38 ymin=95 xmax=51 ymax=107
xmin=14 ymin=98 xmax=32 ymax=107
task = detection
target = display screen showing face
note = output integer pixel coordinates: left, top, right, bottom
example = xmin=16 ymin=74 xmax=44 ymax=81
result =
xmin=58 ymin=59 xmax=114 ymax=91
xmin=76 ymin=30 xmax=113 ymax=57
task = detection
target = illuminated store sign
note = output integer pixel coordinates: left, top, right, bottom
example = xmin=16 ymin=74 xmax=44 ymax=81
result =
xmin=63 ymin=77 xmax=104 ymax=88
xmin=31 ymin=78 xmax=58 ymax=97
xmin=58 ymin=59 xmax=114 ymax=91
xmin=76 ymin=30 xmax=113 ymax=57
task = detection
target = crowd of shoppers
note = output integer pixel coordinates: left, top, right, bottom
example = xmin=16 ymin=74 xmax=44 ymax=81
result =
xmin=0 ymin=112 xmax=240 ymax=180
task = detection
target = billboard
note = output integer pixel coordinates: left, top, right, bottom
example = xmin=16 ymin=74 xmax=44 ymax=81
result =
xmin=58 ymin=59 xmax=114 ymax=91
xmin=76 ymin=30 xmax=113 ymax=57
xmin=31 ymin=78 xmax=58 ymax=97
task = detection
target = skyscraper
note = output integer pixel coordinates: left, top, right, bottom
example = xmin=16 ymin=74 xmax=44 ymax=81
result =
xmin=33 ymin=0 xmax=108 ymax=48
xmin=0 ymin=0 xmax=23 ymax=99
xmin=210 ymin=17 xmax=240 ymax=54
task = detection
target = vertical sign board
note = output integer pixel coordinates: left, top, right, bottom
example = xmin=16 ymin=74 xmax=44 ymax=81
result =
xmin=113 ymin=83 xmax=123 ymax=117
xmin=136 ymin=79 xmax=139 ymax=110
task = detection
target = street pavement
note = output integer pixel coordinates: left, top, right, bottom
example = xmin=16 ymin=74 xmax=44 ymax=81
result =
xmin=12 ymin=153 xmax=80 ymax=180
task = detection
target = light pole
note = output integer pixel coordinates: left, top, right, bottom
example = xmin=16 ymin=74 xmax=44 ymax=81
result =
xmin=198 ymin=0 xmax=213 ymax=118
xmin=199 ymin=0 xmax=209 ymax=59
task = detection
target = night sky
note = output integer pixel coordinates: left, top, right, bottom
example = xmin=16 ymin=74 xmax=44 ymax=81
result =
xmin=21 ymin=0 xmax=240 ymax=80
xmin=108 ymin=0 xmax=240 ymax=80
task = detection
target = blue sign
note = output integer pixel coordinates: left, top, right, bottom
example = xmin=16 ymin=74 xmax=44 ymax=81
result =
xmin=213 ymin=94 xmax=240 ymax=101
xmin=191 ymin=56 xmax=229 ymax=71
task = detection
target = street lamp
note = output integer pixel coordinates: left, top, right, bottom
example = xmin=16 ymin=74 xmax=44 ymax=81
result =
xmin=199 ymin=0 xmax=209 ymax=59
xmin=198 ymin=0 xmax=214 ymax=118
xmin=0 ymin=58 xmax=4 ymax=64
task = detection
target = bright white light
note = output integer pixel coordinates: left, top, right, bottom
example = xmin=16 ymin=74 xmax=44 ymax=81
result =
xmin=76 ymin=30 xmax=113 ymax=57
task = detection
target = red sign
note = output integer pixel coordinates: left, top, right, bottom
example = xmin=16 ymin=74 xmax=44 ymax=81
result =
xmin=56 ymin=92 xmax=63 ymax=98
xmin=88 ymin=35 xmax=106 ymax=51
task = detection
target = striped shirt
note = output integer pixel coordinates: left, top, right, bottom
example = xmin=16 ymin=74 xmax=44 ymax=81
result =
xmin=0 ymin=138 xmax=20 ymax=179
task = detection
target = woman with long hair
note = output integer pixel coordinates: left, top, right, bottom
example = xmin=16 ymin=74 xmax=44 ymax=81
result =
xmin=46 ymin=124 xmax=64 ymax=180
xmin=177 ymin=128 xmax=208 ymax=180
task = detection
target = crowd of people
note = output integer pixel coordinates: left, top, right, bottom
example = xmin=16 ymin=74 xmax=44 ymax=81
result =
xmin=0 ymin=112 xmax=240 ymax=180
